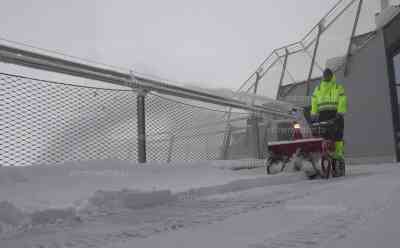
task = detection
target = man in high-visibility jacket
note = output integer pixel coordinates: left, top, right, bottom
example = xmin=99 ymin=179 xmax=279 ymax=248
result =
xmin=311 ymin=68 xmax=347 ymax=160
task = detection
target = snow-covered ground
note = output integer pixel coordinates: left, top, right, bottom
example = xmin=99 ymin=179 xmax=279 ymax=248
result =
xmin=0 ymin=160 xmax=399 ymax=248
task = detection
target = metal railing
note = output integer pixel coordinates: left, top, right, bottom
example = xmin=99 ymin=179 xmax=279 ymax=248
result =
xmin=1 ymin=72 xmax=260 ymax=166
xmin=237 ymin=0 xmax=369 ymax=102
xmin=0 ymin=43 xmax=295 ymax=166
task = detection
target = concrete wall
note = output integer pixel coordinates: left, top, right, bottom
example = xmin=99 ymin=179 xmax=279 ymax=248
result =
xmin=279 ymin=31 xmax=397 ymax=163
xmin=337 ymin=30 xmax=396 ymax=163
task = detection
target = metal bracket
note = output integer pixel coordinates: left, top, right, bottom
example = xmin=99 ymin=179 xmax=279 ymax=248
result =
xmin=130 ymin=70 xmax=148 ymax=96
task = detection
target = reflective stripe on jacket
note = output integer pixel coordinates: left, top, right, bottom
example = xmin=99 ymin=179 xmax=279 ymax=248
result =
xmin=311 ymin=75 xmax=347 ymax=115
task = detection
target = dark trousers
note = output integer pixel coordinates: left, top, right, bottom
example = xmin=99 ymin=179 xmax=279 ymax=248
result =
xmin=318 ymin=110 xmax=344 ymax=141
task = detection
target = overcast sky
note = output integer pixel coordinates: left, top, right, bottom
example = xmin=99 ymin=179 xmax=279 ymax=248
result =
xmin=0 ymin=0 xmax=385 ymax=91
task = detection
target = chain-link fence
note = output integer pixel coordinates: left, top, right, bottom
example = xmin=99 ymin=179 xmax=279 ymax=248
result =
xmin=241 ymin=0 xmax=378 ymax=104
xmin=145 ymin=93 xmax=251 ymax=162
xmin=1 ymin=73 xmax=137 ymax=166
xmin=1 ymin=72 xmax=260 ymax=166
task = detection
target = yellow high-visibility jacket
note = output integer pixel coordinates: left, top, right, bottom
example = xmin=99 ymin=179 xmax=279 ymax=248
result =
xmin=311 ymin=75 xmax=347 ymax=115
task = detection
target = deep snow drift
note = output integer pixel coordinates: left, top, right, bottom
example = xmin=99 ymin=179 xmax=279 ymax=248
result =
xmin=0 ymin=160 xmax=399 ymax=248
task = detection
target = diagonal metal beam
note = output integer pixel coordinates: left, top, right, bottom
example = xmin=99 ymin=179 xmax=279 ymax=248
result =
xmin=306 ymin=23 xmax=322 ymax=97
xmin=344 ymin=0 xmax=363 ymax=76
xmin=300 ymin=42 xmax=324 ymax=72
xmin=276 ymin=49 xmax=289 ymax=100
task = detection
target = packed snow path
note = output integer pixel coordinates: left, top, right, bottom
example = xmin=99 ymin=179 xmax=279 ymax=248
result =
xmin=1 ymin=163 xmax=400 ymax=247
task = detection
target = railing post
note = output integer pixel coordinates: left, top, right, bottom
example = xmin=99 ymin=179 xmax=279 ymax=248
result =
xmin=166 ymin=134 xmax=175 ymax=163
xmin=137 ymin=88 xmax=147 ymax=163
xmin=254 ymin=115 xmax=262 ymax=159
xmin=253 ymin=70 xmax=261 ymax=95
xmin=276 ymin=48 xmax=289 ymax=100
xmin=221 ymin=123 xmax=232 ymax=160
xmin=130 ymin=71 xmax=148 ymax=164
xmin=247 ymin=114 xmax=262 ymax=159
xmin=251 ymin=70 xmax=262 ymax=106
xmin=261 ymin=120 xmax=270 ymax=159
xmin=306 ymin=23 xmax=322 ymax=98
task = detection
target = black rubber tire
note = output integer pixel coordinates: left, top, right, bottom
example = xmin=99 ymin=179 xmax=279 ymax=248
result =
xmin=321 ymin=157 xmax=331 ymax=179
xmin=331 ymin=159 xmax=340 ymax=178
xmin=338 ymin=159 xmax=346 ymax=177
xmin=320 ymin=158 xmax=326 ymax=178
xmin=267 ymin=162 xmax=286 ymax=175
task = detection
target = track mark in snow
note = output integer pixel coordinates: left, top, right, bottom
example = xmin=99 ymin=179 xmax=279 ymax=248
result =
xmin=248 ymin=212 xmax=360 ymax=248
xmin=1 ymin=183 xmax=319 ymax=248
xmin=2 ymin=165 xmax=390 ymax=248
xmin=249 ymin=186 xmax=397 ymax=248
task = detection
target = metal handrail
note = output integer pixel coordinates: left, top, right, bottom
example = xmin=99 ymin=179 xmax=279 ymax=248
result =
xmin=239 ymin=0 xmax=359 ymax=93
xmin=0 ymin=44 xmax=293 ymax=118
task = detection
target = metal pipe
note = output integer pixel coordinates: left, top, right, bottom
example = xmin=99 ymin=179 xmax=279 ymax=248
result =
xmin=221 ymin=123 xmax=233 ymax=160
xmin=253 ymin=71 xmax=261 ymax=95
xmin=273 ymin=41 xmax=302 ymax=53
xmin=251 ymin=71 xmax=261 ymax=106
xmin=275 ymin=50 xmax=296 ymax=84
xmin=344 ymin=0 xmax=364 ymax=76
xmin=235 ymin=51 xmax=276 ymax=93
xmin=300 ymin=0 xmax=346 ymax=44
xmin=166 ymin=134 xmax=175 ymax=163
xmin=238 ymin=0 xmax=357 ymax=100
xmin=137 ymin=89 xmax=147 ymax=163
xmin=302 ymin=0 xmax=358 ymax=52
xmin=0 ymin=44 xmax=291 ymax=117
xmin=306 ymin=23 xmax=322 ymax=97
xmin=276 ymin=49 xmax=289 ymax=100
xmin=300 ymin=42 xmax=324 ymax=72
xmin=260 ymin=56 xmax=280 ymax=78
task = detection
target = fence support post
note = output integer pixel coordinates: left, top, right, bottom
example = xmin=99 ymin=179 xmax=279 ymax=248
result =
xmin=137 ymin=88 xmax=147 ymax=163
xmin=254 ymin=116 xmax=262 ymax=159
xmin=167 ymin=134 xmax=175 ymax=163
xmin=221 ymin=123 xmax=232 ymax=160
xmin=247 ymin=114 xmax=262 ymax=159
xmin=261 ymin=120 xmax=270 ymax=159
xmin=253 ymin=71 xmax=261 ymax=95
xmin=306 ymin=23 xmax=322 ymax=98
xmin=276 ymin=48 xmax=289 ymax=100
xmin=130 ymin=71 xmax=148 ymax=163
xmin=251 ymin=71 xmax=261 ymax=106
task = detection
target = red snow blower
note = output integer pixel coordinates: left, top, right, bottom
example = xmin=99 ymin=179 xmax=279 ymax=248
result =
xmin=265 ymin=119 xmax=345 ymax=179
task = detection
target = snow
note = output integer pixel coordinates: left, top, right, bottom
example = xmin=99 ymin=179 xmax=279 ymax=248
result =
xmin=0 ymin=159 xmax=269 ymax=212
xmin=0 ymin=159 xmax=292 ymax=232
xmin=85 ymin=189 xmax=176 ymax=212
xmin=0 ymin=160 xmax=400 ymax=248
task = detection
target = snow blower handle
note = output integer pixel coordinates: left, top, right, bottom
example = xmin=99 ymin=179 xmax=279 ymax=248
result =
xmin=310 ymin=118 xmax=338 ymax=139
xmin=311 ymin=117 xmax=338 ymax=127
